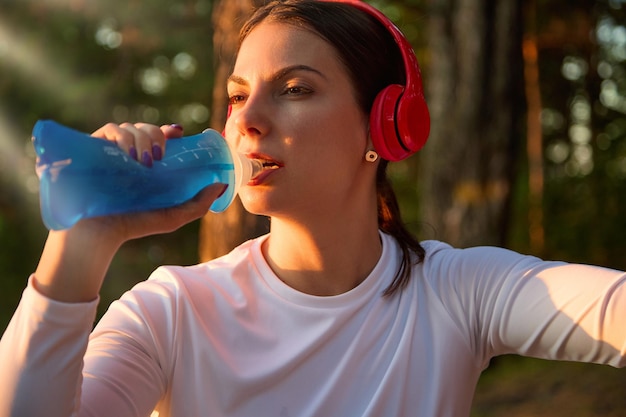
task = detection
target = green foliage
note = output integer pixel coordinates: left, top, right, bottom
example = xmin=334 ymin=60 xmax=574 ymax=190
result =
xmin=1 ymin=0 xmax=625 ymax=327
xmin=0 ymin=0 xmax=625 ymax=415
xmin=537 ymin=0 xmax=626 ymax=270
xmin=472 ymin=355 xmax=626 ymax=417
xmin=0 ymin=0 xmax=216 ymax=329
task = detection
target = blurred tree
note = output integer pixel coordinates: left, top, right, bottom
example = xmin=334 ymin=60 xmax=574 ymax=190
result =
xmin=0 ymin=0 xmax=217 ymax=329
xmin=537 ymin=0 xmax=626 ymax=270
xmin=198 ymin=0 xmax=270 ymax=262
xmin=0 ymin=0 xmax=624 ymax=415
xmin=420 ymin=0 xmax=525 ymax=248
xmin=523 ymin=0 xmax=546 ymax=253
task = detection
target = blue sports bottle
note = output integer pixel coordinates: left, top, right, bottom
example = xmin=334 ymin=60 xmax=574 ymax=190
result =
xmin=32 ymin=120 xmax=262 ymax=230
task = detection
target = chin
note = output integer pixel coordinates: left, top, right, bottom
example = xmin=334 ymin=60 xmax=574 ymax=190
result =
xmin=238 ymin=191 xmax=273 ymax=217
xmin=240 ymin=190 xmax=306 ymax=220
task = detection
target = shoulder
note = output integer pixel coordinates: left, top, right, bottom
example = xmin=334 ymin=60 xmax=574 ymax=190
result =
xmin=119 ymin=235 xmax=268 ymax=315
xmin=420 ymin=240 xmax=544 ymax=277
xmin=412 ymin=240 xmax=554 ymax=301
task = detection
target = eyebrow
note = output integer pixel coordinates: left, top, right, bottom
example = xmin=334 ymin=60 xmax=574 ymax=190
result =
xmin=227 ymin=64 xmax=326 ymax=86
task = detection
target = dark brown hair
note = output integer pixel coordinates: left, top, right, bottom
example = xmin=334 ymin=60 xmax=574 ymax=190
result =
xmin=239 ymin=0 xmax=426 ymax=296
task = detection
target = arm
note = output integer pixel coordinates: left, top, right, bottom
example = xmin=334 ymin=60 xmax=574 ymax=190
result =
xmin=33 ymin=123 xmax=216 ymax=303
xmin=491 ymin=259 xmax=626 ymax=366
xmin=425 ymin=243 xmax=626 ymax=367
xmin=0 ymin=123 xmax=225 ymax=417
xmin=0 ymin=278 xmax=99 ymax=417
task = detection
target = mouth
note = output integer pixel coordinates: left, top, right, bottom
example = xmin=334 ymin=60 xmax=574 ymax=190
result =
xmin=261 ymin=160 xmax=281 ymax=170
xmin=248 ymin=154 xmax=283 ymax=182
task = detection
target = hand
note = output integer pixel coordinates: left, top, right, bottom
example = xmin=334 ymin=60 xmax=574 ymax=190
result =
xmin=32 ymin=123 xmax=226 ymax=302
xmin=76 ymin=182 xmax=226 ymax=245
xmin=92 ymin=122 xmax=185 ymax=167
xmin=79 ymin=122 xmax=226 ymax=244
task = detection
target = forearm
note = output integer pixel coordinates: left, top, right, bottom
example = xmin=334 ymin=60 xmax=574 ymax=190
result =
xmin=34 ymin=223 xmax=123 ymax=303
xmin=33 ymin=182 xmax=224 ymax=304
xmin=490 ymin=260 xmax=626 ymax=366
xmin=0 ymin=278 xmax=99 ymax=417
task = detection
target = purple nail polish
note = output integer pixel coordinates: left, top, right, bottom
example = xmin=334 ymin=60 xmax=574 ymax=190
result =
xmin=217 ymin=184 xmax=229 ymax=198
xmin=170 ymin=124 xmax=183 ymax=131
xmin=152 ymin=144 xmax=162 ymax=161
xmin=129 ymin=146 xmax=138 ymax=161
xmin=141 ymin=150 xmax=153 ymax=167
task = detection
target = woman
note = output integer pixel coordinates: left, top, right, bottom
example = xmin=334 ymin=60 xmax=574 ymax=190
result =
xmin=1 ymin=1 xmax=624 ymax=416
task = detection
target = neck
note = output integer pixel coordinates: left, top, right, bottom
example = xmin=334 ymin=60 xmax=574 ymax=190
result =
xmin=263 ymin=211 xmax=382 ymax=296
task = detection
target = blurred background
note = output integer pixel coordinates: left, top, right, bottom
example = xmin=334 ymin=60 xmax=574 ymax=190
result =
xmin=1 ymin=0 xmax=625 ymax=415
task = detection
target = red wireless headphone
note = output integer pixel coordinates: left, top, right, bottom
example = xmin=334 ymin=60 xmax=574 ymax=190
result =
xmin=322 ymin=0 xmax=430 ymax=161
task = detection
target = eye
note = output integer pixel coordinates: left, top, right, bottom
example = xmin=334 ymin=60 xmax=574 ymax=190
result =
xmin=282 ymin=85 xmax=312 ymax=97
xmin=228 ymin=94 xmax=247 ymax=106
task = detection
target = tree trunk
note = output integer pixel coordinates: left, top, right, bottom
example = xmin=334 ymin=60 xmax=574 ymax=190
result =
xmin=198 ymin=0 xmax=269 ymax=262
xmin=421 ymin=0 xmax=524 ymax=247
xmin=522 ymin=0 xmax=545 ymax=254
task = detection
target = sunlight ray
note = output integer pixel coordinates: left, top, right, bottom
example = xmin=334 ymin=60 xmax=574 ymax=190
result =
xmin=0 ymin=15 xmax=76 ymax=97
xmin=0 ymin=105 xmax=40 ymax=212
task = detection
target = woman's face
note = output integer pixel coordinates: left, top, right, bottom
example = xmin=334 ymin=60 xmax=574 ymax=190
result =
xmin=224 ymin=21 xmax=373 ymax=220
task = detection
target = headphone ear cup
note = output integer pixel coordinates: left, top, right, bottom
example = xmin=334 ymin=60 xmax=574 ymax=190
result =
xmin=369 ymin=84 xmax=412 ymax=162
xmin=395 ymin=87 xmax=430 ymax=156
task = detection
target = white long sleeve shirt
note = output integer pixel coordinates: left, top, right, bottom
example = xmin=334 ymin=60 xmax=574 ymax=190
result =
xmin=1 ymin=232 xmax=625 ymax=417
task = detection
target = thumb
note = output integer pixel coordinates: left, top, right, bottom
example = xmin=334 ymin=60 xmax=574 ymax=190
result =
xmin=130 ymin=183 xmax=229 ymax=238
xmin=161 ymin=123 xmax=184 ymax=139
xmin=192 ymin=183 xmax=229 ymax=208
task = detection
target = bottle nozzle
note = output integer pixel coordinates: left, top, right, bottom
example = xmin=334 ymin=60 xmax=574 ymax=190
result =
xmin=210 ymin=136 xmax=266 ymax=213
xmin=234 ymin=153 xmax=263 ymax=190
xmin=248 ymin=158 xmax=264 ymax=181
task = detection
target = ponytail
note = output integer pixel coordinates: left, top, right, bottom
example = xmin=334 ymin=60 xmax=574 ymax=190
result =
xmin=377 ymin=160 xmax=425 ymax=296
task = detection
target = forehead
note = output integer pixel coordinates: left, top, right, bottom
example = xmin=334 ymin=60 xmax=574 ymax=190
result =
xmin=233 ymin=21 xmax=343 ymax=77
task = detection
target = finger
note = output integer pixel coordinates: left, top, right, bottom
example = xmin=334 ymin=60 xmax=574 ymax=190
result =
xmin=77 ymin=183 xmax=229 ymax=246
xmin=161 ymin=124 xmax=184 ymax=139
xmin=191 ymin=183 xmax=229 ymax=207
xmin=135 ymin=123 xmax=166 ymax=162
xmin=118 ymin=123 xmax=158 ymax=167
xmin=92 ymin=123 xmax=135 ymax=147
xmin=170 ymin=183 xmax=229 ymax=223
xmin=92 ymin=123 xmax=140 ymax=161
xmin=119 ymin=183 xmax=229 ymax=239
xmin=92 ymin=123 xmax=142 ymax=161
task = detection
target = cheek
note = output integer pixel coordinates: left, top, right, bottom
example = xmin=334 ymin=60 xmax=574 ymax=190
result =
xmin=296 ymin=101 xmax=367 ymax=147
xmin=223 ymin=117 xmax=234 ymax=137
xmin=292 ymin=122 xmax=367 ymax=187
xmin=222 ymin=120 xmax=239 ymax=149
xmin=318 ymin=112 xmax=369 ymax=158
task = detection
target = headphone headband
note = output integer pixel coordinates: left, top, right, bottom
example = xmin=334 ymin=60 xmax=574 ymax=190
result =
xmin=320 ymin=0 xmax=430 ymax=161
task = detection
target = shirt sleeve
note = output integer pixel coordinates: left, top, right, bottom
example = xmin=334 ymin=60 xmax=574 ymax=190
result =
xmin=0 ymin=276 xmax=99 ymax=417
xmin=0 ymin=274 xmax=177 ymax=417
xmin=79 ymin=277 xmax=177 ymax=417
xmin=424 ymin=242 xmax=626 ymax=368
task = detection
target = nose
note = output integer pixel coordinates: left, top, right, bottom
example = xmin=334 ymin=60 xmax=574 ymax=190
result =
xmin=231 ymin=94 xmax=270 ymax=139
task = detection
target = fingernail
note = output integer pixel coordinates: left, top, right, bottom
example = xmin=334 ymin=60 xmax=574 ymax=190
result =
xmin=152 ymin=144 xmax=162 ymax=161
xmin=217 ymin=184 xmax=228 ymax=198
xmin=129 ymin=146 xmax=138 ymax=161
xmin=170 ymin=124 xmax=183 ymax=131
xmin=142 ymin=150 xmax=153 ymax=167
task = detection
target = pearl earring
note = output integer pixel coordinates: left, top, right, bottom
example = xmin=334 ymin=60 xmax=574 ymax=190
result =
xmin=365 ymin=150 xmax=379 ymax=163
